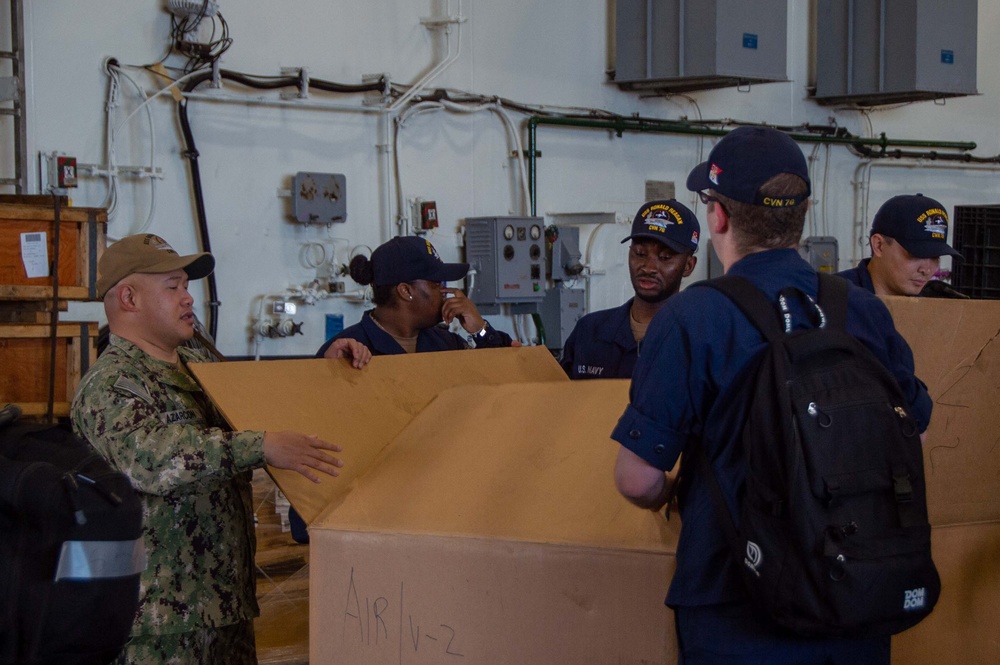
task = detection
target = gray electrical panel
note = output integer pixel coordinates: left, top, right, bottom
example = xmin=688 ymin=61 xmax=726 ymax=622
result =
xmin=292 ymin=172 xmax=346 ymax=223
xmin=465 ymin=216 xmax=547 ymax=306
xmin=800 ymin=236 xmax=839 ymax=273
xmin=539 ymin=287 xmax=586 ymax=351
xmin=613 ymin=0 xmax=788 ymax=93
xmin=814 ymin=0 xmax=978 ymax=105
xmin=548 ymin=226 xmax=585 ymax=281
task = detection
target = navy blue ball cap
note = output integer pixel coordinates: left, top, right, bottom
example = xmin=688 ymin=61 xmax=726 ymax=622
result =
xmin=371 ymin=235 xmax=469 ymax=286
xmin=871 ymin=194 xmax=962 ymax=259
xmin=686 ymin=126 xmax=811 ymax=207
xmin=621 ymin=199 xmax=700 ymax=253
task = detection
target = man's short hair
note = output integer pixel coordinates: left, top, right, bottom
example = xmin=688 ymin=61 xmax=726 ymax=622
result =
xmin=718 ymin=174 xmax=810 ymax=252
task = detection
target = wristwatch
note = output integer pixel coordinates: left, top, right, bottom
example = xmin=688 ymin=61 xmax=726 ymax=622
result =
xmin=470 ymin=320 xmax=489 ymax=342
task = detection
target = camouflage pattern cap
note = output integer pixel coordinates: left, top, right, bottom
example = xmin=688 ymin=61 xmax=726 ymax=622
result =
xmin=97 ymin=234 xmax=215 ymax=298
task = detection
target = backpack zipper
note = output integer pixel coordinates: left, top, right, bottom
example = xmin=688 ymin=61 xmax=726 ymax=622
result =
xmin=58 ymin=453 xmax=129 ymax=526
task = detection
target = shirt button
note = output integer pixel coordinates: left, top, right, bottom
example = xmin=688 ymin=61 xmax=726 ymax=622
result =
xmin=653 ymin=444 xmax=665 ymax=455
xmin=629 ymin=429 xmax=641 ymax=439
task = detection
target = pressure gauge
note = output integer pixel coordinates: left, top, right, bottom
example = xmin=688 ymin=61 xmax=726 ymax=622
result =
xmin=530 ymin=224 xmax=542 ymax=240
xmin=504 ymin=224 xmax=515 ymax=240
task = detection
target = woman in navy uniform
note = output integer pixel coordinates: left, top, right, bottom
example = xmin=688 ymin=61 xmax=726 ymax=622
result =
xmin=317 ymin=235 xmax=514 ymax=357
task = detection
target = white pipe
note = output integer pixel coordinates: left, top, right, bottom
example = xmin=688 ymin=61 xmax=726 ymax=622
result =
xmin=178 ymin=4 xmax=466 ymax=249
xmin=387 ymin=0 xmax=465 ymax=113
xmin=394 ymin=101 xmax=447 ymax=235
xmin=115 ymin=70 xmax=202 ymax=135
xmin=582 ymin=222 xmax=616 ymax=315
xmin=181 ymin=91 xmax=384 ymax=114
xmin=379 ymin=0 xmax=465 ymax=241
xmin=377 ymin=113 xmax=394 ymax=242
xmin=407 ymin=98 xmax=529 ymax=216
xmin=492 ymin=102 xmax=531 ymax=216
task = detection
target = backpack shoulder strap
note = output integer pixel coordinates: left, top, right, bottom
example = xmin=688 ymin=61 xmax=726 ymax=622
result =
xmin=695 ymin=275 xmax=785 ymax=342
xmin=817 ymin=273 xmax=849 ymax=331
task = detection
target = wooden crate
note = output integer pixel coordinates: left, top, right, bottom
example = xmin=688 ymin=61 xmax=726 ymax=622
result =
xmin=0 ymin=322 xmax=99 ymax=418
xmin=0 ymin=203 xmax=107 ymax=301
xmin=0 ymin=300 xmax=67 ymax=324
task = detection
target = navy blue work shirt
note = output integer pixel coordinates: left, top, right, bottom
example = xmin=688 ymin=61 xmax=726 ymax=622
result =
xmin=560 ymin=299 xmax=637 ymax=379
xmin=315 ymin=309 xmax=512 ymax=357
xmin=836 ymin=258 xmax=876 ymax=293
xmin=611 ymin=248 xmax=932 ymax=608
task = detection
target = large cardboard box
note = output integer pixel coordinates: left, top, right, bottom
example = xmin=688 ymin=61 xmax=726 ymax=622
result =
xmin=194 ymin=347 xmax=675 ymax=663
xmin=192 ymin=298 xmax=1000 ymax=664
xmin=881 ymin=297 xmax=1000 ymax=665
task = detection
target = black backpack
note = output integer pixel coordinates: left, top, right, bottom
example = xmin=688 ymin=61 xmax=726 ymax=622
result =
xmin=0 ymin=407 xmax=145 ymax=665
xmin=693 ymin=273 xmax=940 ymax=638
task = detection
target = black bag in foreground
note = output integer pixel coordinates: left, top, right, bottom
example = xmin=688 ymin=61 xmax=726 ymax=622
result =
xmin=695 ymin=274 xmax=940 ymax=638
xmin=0 ymin=407 xmax=146 ymax=665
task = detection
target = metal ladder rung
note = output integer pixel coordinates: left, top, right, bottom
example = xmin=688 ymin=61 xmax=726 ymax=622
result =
xmin=2 ymin=0 xmax=28 ymax=194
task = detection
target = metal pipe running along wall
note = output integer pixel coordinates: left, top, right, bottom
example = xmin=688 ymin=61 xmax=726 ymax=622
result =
xmin=525 ymin=115 xmax=979 ymax=216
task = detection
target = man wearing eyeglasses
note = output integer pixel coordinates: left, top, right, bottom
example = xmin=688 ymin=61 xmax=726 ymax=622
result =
xmin=609 ymin=127 xmax=931 ymax=664
xmin=559 ymin=199 xmax=699 ymax=380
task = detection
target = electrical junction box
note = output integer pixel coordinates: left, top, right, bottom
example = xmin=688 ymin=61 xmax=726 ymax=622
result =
xmin=292 ymin=172 xmax=346 ymax=224
xmin=465 ymin=216 xmax=547 ymax=306
xmin=538 ymin=287 xmax=586 ymax=351
xmin=41 ymin=152 xmax=78 ymax=192
xmin=55 ymin=156 xmax=77 ymax=189
xmin=548 ymin=226 xmax=584 ymax=282
xmin=799 ymin=236 xmax=839 ymax=273
xmin=613 ymin=0 xmax=788 ymax=93
xmin=419 ymin=200 xmax=439 ymax=230
xmin=814 ymin=0 xmax=978 ymax=105
xmin=167 ymin=0 xmax=220 ymax=18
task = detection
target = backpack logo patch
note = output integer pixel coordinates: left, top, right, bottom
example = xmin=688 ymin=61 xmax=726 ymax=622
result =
xmin=744 ymin=540 xmax=762 ymax=578
xmin=903 ymin=587 xmax=927 ymax=611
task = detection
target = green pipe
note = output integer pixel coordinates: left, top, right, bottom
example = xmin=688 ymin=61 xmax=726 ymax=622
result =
xmin=526 ymin=115 xmax=978 ymax=216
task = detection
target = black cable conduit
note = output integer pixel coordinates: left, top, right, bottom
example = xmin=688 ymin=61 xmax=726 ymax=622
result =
xmin=175 ymin=69 xmax=387 ymax=339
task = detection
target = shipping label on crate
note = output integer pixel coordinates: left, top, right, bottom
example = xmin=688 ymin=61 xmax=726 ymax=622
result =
xmin=20 ymin=232 xmax=49 ymax=278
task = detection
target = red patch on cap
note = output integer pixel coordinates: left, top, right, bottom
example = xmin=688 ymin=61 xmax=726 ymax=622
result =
xmin=709 ymin=164 xmax=723 ymax=186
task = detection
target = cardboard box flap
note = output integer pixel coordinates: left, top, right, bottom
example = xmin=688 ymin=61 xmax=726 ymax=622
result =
xmin=316 ymin=380 xmax=677 ymax=554
xmin=190 ymin=346 xmax=568 ymax=523
xmin=882 ymin=297 xmax=1000 ymax=526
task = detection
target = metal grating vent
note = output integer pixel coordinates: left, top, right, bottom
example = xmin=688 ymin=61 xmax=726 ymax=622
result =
xmin=952 ymin=205 xmax=1000 ymax=299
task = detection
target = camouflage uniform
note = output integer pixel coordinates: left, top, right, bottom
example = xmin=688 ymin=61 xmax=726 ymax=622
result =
xmin=71 ymin=335 xmax=264 ymax=662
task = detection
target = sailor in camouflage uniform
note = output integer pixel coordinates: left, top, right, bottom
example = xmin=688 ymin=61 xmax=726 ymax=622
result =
xmin=72 ymin=234 xmax=370 ymax=664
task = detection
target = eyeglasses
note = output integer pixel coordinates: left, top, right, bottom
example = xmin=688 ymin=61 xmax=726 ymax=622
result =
xmin=697 ymin=191 xmax=728 ymax=216
xmin=697 ymin=191 xmax=721 ymax=206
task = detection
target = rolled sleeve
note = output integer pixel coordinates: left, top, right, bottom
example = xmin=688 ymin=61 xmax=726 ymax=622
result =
xmin=611 ymin=404 xmax=686 ymax=471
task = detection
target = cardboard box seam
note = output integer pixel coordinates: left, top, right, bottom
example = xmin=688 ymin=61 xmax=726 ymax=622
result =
xmin=316 ymin=526 xmax=677 ymax=556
